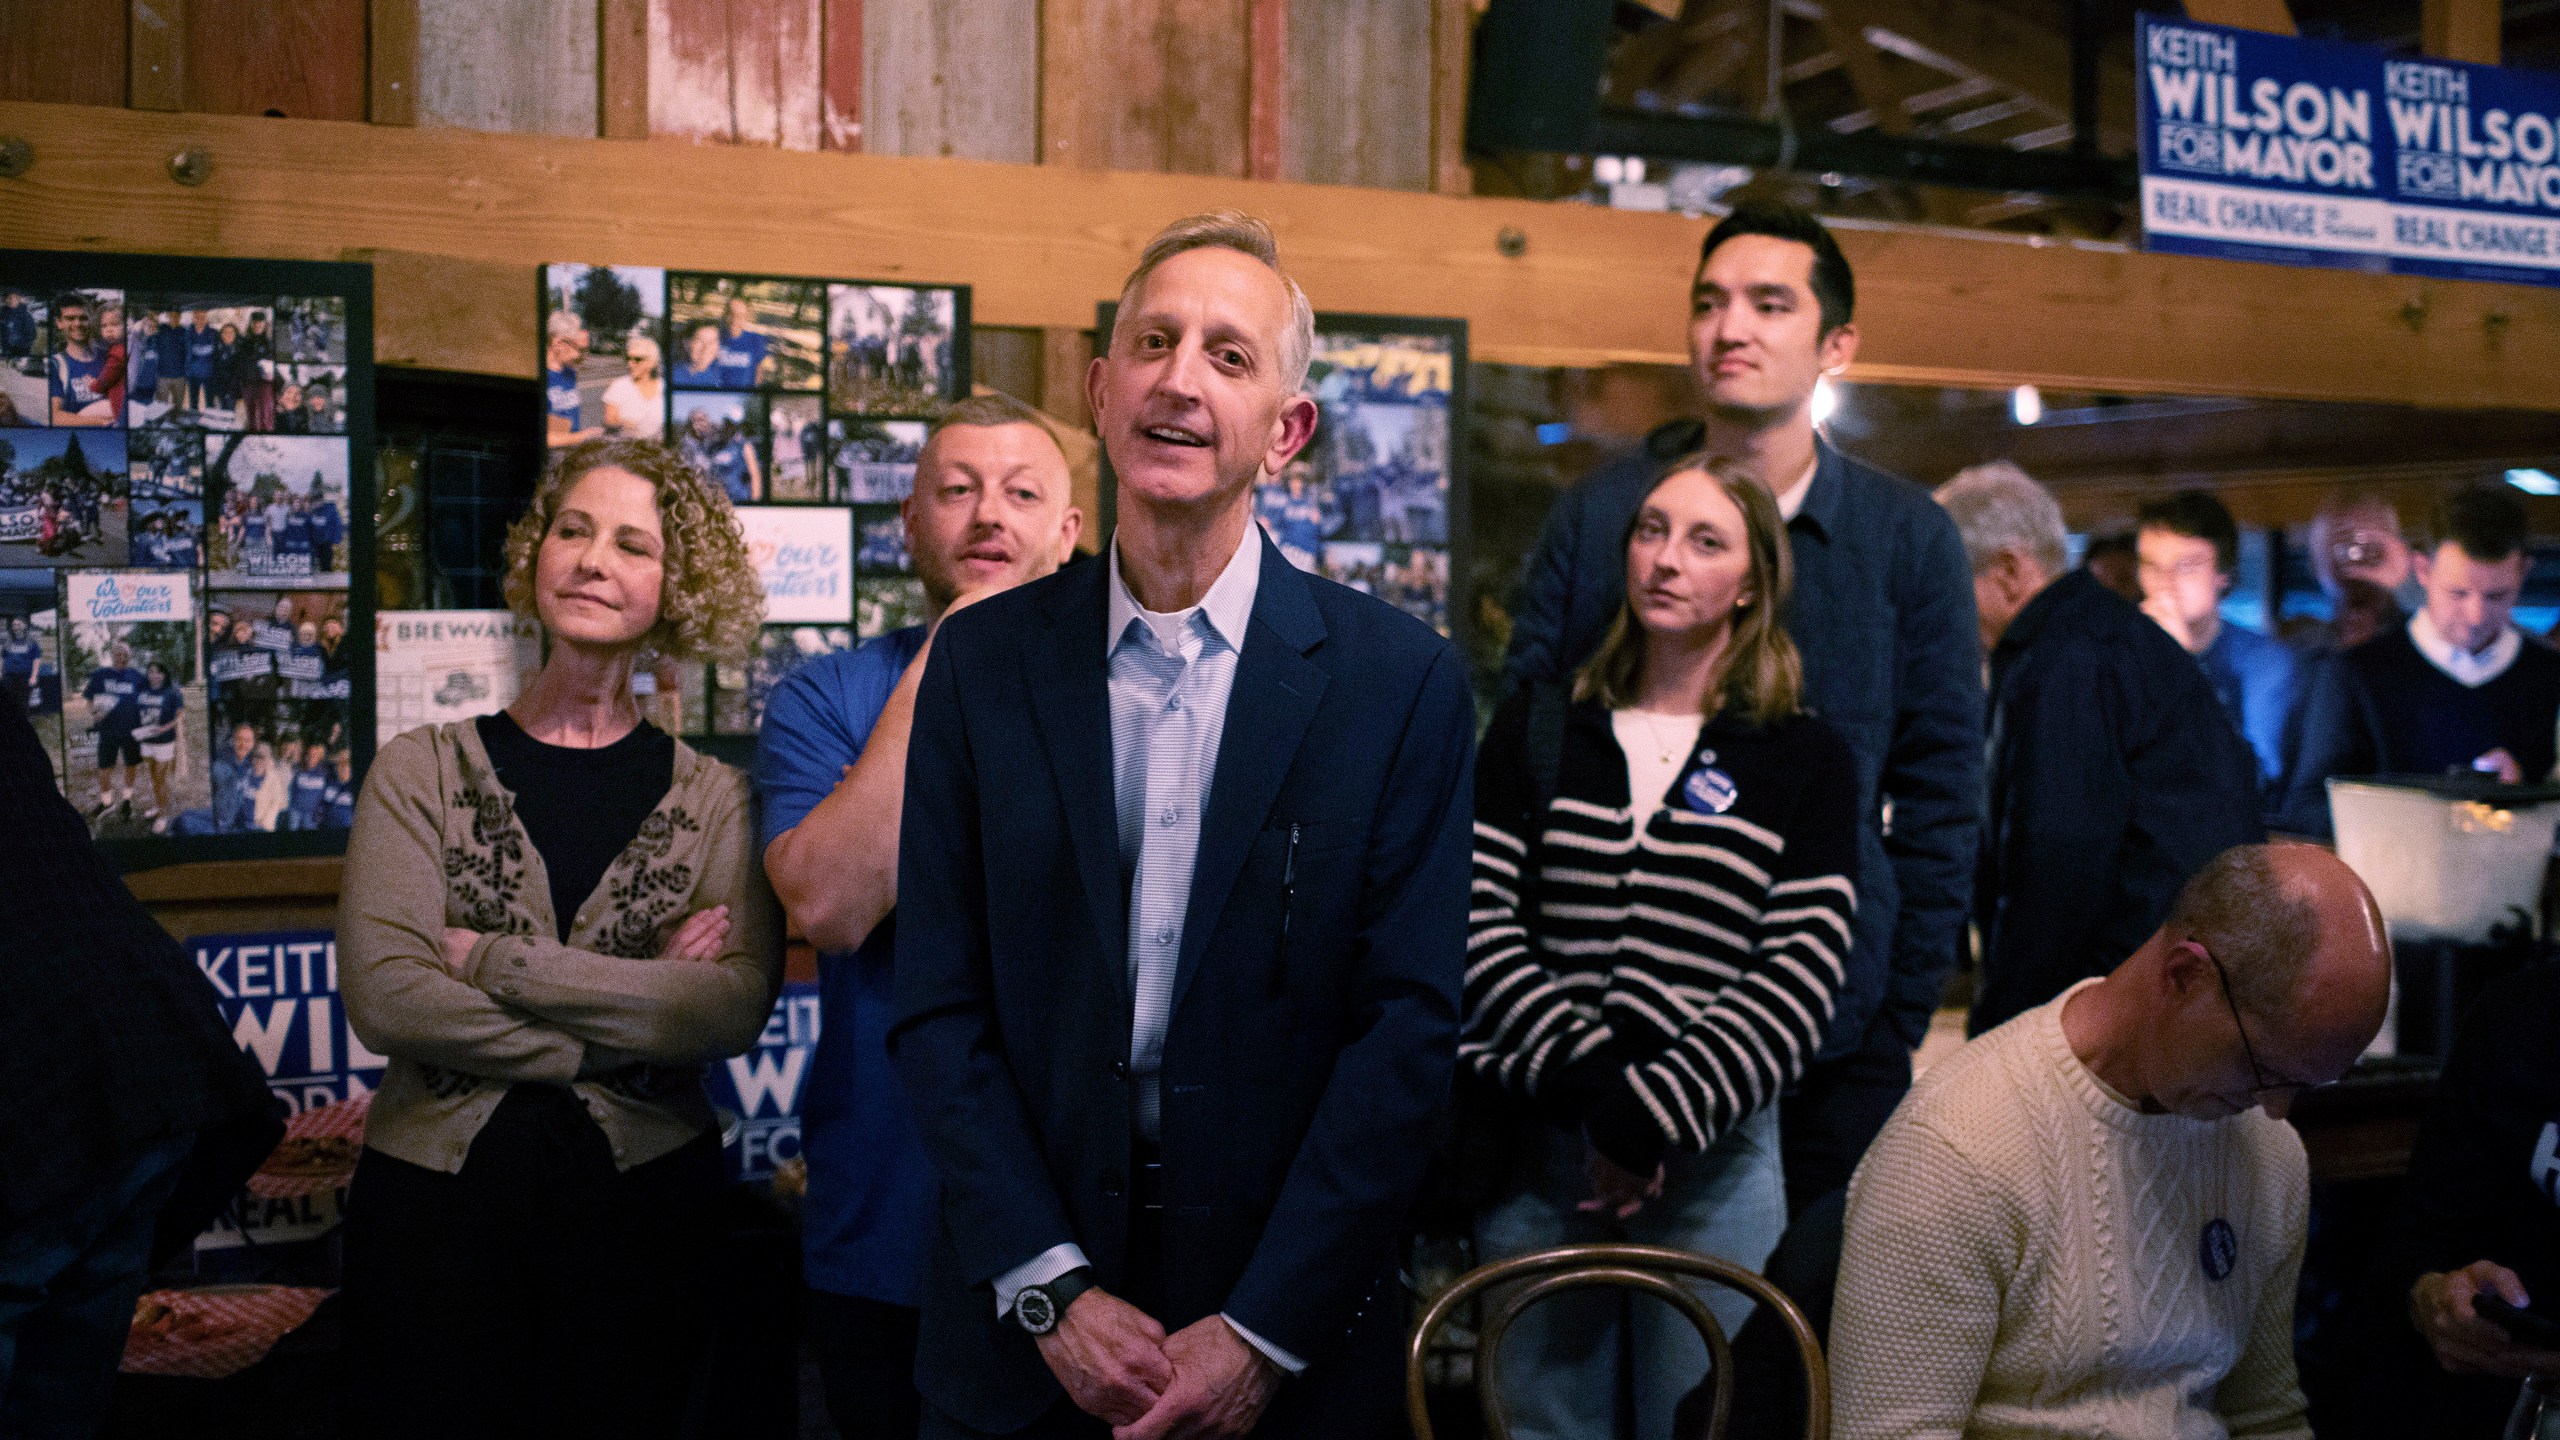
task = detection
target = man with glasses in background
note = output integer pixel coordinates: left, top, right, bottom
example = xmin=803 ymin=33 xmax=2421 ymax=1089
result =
xmin=1830 ymin=844 xmax=2389 ymax=1440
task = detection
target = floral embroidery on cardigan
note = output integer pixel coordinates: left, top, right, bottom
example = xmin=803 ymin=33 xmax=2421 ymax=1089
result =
xmin=594 ymin=807 xmax=702 ymax=959
xmin=443 ymin=783 xmax=535 ymax=936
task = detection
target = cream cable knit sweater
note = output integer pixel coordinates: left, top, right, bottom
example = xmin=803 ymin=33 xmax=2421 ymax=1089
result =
xmin=1832 ymin=981 xmax=2313 ymax=1440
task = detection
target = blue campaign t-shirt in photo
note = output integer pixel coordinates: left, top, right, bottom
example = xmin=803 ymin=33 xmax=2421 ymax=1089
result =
xmin=3 ymin=636 xmax=43 ymax=682
xmin=160 ymin=532 xmax=200 ymax=568
xmin=50 ymin=348 xmax=110 ymax=412
xmin=322 ymin=777 xmax=356 ymax=829
xmin=83 ymin=666 xmax=144 ymax=731
xmin=547 ymin=363 xmax=583 ymax=428
xmin=288 ymin=764 xmax=330 ymax=827
xmin=133 ymin=682 xmax=183 ymax=740
xmin=752 ymin=624 xmax=931 ymax=1306
xmin=714 ymin=328 xmax=770 ymax=388
xmin=184 ymin=328 xmax=218 ymax=377
xmin=709 ymin=436 xmax=755 ymax=504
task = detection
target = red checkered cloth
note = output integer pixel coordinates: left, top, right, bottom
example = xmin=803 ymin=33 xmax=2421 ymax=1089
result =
xmin=122 ymin=1286 xmax=333 ymax=1380
xmin=247 ymin=1093 xmax=369 ymax=1199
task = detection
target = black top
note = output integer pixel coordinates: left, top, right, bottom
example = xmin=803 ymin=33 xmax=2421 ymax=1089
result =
xmin=2276 ymin=626 xmax=2560 ymax=838
xmin=475 ymin=711 xmax=675 ymax=940
xmin=1972 ymin=569 xmax=2265 ymax=1034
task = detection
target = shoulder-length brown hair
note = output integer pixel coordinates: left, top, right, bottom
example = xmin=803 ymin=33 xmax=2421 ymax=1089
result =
xmin=502 ymin=438 xmax=763 ymax=662
xmin=1572 ymin=451 xmax=1805 ymax=727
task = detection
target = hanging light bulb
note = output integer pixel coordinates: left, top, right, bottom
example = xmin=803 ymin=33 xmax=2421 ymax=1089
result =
xmin=1811 ymin=376 xmax=1839 ymax=427
xmin=2011 ymin=384 xmax=2043 ymax=426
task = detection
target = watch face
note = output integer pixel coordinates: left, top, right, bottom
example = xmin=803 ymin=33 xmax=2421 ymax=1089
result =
xmin=1017 ymin=1287 xmax=1057 ymax=1334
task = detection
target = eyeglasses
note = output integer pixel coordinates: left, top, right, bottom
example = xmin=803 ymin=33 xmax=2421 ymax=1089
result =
xmin=2204 ymin=946 xmax=2329 ymax=1100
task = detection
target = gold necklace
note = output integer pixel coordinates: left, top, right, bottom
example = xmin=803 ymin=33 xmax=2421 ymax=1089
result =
xmin=1636 ymin=709 xmax=1689 ymax=765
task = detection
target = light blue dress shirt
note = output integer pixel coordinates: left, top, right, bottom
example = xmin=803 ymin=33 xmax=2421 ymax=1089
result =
xmin=990 ymin=526 xmax=1304 ymax=1375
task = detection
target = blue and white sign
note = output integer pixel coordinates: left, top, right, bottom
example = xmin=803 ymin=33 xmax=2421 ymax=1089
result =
xmin=703 ymin=981 xmax=821 ymax=1182
xmin=2141 ymin=16 xmax=2560 ymax=286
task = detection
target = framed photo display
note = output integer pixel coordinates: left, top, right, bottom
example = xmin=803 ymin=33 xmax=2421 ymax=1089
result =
xmin=0 ymin=249 xmax=375 ymax=868
xmin=1094 ymin=305 xmax=1467 ymax=654
xmin=540 ymin=264 xmax=966 ymax=738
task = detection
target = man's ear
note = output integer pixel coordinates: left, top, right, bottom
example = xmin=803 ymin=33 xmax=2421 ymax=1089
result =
xmin=1057 ymin=506 xmax=1086 ymax=564
xmin=1262 ymin=392 xmax=1320 ymax=479
xmin=1817 ymin=321 xmax=1859 ymax=377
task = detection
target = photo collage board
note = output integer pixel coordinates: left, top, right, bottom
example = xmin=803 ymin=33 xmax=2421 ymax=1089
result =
xmin=0 ymin=250 xmax=373 ymax=864
xmin=541 ymin=264 xmax=969 ymax=737
xmin=1096 ymin=306 xmax=1468 ymax=652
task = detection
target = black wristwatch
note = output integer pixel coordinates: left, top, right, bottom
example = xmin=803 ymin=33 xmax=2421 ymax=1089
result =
xmin=1012 ymin=1266 xmax=1099 ymax=1336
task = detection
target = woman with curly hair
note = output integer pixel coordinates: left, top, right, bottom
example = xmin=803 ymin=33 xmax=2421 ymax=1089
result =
xmin=334 ymin=438 xmax=779 ymax=1438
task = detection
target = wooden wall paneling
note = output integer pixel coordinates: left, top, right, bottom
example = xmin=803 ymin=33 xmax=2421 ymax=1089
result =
xmin=648 ymin=0 xmax=821 ymax=148
xmin=1039 ymin=0 xmax=1083 ymax=166
xmin=1062 ymin=0 xmax=1252 ymax=176
xmin=970 ymin=324 xmax=1043 ymax=398
xmin=410 ymin=0 xmax=595 ymax=135
xmin=820 ymin=0 xmax=861 ymax=149
xmin=1428 ymin=0 xmax=1470 ymax=194
xmin=1248 ymin=0 xmax=1287 ymax=181
xmin=2421 ymin=0 xmax=2500 ymax=66
xmin=0 ymin=0 xmax=128 ymax=106
xmin=9 ymin=103 xmax=2559 ymax=413
xmin=2179 ymin=0 xmax=2294 ymax=36
xmin=370 ymin=0 xmax=419 ymax=125
xmin=130 ymin=0 xmax=185 ymax=112
xmin=599 ymin=0 xmax=648 ymax=138
xmin=863 ymin=0 xmax=1038 ymax=161
xmin=183 ymin=0 xmax=370 ymax=119
xmin=1284 ymin=0 xmax=1433 ymax=191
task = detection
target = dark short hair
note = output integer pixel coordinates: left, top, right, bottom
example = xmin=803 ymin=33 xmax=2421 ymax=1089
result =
xmin=2137 ymin=489 xmax=2241 ymax=576
xmin=1699 ymin=203 xmax=1856 ymax=335
xmin=52 ymin=291 xmax=91 ymax=316
xmin=2433 ymin=485 xmax=2529 ymax=564
xmin=2081 ymin=532 xmax=2137 ymax=565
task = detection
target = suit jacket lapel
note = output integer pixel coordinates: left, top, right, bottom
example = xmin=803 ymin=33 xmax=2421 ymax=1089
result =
xmin=1170 ymin=537 xmax=1329 ymax=1021
xmin=1025 ymin=559 xmax=1129 ymax=1005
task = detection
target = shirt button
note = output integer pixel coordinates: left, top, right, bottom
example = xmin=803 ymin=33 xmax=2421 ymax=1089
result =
xmin=1159 ymin=808 xmax=1177 ymax=827
xmin=1157 ymin=927 xmax=1175 ymax=945
xmin=1167 ymin=695 xmax=1182 ymax=711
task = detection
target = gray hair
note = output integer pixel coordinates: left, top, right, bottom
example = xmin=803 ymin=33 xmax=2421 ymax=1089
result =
xmin=1936 ymin=461 xmax=2068 ymax=579
xmin=545 ymin=308 xmax=587 ymax=344
xmin=1110 ymin=210 xmax=1315 ymax=394
xmin=2169 ymin=845 xmax=2321 ymax=1019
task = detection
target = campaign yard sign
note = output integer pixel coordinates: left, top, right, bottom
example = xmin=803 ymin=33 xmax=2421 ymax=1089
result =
xmin=194 ymin=928 xmax=385 ymax=1251
xmin=2140 ymin=15 xmax=2560 ymax=285
xmin=703 ymin=981 xmax=820 ymax=1182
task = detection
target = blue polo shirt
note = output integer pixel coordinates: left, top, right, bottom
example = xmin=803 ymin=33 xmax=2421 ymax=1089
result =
xmin=2198 ymin=619 xmax=2303 ymax=790
xmin=753 ymin=624 xmax=930 ymax=1305
xmin=714 ymin=328 xmax=770 ymax=388
xmin=547 ymin=364 xmax=583 ymax=429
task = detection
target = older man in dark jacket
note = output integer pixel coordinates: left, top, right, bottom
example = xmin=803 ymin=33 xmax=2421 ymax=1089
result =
xmin=0 ymin=682 xmax=281 ymax=1436
xmin=1935 ymin=463 xmax=2264 ymax=1035
xmin=1504 ymin=203 xmax=1983 ymax=1213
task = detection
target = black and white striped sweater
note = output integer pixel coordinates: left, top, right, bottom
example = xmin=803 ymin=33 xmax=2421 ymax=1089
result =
xmin=1464 ymin=694 xmax=1861 ymax=1169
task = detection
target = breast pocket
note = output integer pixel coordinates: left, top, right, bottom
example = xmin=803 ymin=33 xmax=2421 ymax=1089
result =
xmin=1262 ymin=814 xmax=1368 ymax=1018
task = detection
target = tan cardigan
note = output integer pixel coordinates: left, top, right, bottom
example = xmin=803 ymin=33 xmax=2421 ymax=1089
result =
xmin=337 ymin=720 xmax=782 ymax=1174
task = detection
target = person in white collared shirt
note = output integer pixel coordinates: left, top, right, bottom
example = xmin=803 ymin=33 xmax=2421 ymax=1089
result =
xmin=2279 ymin=485 xmax=2560 ymax=838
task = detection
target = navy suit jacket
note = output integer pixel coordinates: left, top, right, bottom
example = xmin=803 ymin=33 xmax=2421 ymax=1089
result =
xmin=889 ymin=533 xmax=1474 ymax=1434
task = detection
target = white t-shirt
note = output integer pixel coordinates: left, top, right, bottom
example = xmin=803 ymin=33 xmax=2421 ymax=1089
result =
xmin=1612 ymin=708 xmax=1706 ymax=828
xmin=601 ymin=374 xmax=661 ymax=436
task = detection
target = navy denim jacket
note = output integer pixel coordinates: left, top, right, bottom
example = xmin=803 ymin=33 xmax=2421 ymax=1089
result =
xmin=1500 ymin=423 xmax=1985 ymax=1055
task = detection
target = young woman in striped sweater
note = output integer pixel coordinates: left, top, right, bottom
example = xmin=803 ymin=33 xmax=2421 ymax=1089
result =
xmin=1467 ymin=453 xmax=1861 ymax=1440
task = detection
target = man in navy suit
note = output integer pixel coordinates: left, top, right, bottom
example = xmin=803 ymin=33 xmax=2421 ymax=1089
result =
xmin=891 ymin=212 xmax=1475 ymax=1439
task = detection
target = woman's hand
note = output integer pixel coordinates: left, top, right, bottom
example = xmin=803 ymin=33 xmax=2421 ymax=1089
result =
xmin=1580 ymin=1145 xmax=1666 ymax=1221
xmin=440 ymin=927 xmax=481 ymax=977
xmin=659 ymin=906 xmax=732 ymax=962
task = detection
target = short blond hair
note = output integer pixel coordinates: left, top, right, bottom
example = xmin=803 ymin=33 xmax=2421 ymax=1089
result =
xmin=502 ymin=438 xmax=763 ymax=661
xmin=1111 ymin=210 xmax=1315 ymax=393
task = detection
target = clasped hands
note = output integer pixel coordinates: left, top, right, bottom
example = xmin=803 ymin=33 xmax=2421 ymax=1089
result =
xmin=1037 ymin=1288 xmax=1279 ymax=1439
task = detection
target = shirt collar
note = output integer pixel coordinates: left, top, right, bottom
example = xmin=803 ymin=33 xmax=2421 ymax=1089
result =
xmin=1772 ymin=450 xmax=1821 ymax=522
xmin=1106 ymin=522 xmax=1262 ymax=657
xmin=2408 ymin=609 xmax=2521 ymax=688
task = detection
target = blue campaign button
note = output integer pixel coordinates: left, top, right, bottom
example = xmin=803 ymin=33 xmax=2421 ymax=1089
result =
xmin=1682 ymin=766 xmax=1740 ymax=814
xmin=2200 ymin=1218 xmax=2238 ymax=1281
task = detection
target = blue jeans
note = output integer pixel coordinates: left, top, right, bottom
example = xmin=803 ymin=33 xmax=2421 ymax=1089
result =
xmin=0 ymin=1133 xmax=193 ymax=1440
xmin=1473 ymin=1105 xmax=1787 ymax=1440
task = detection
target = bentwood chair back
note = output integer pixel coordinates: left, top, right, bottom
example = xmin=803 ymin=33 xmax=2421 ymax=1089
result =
xmin=1405 ymin=1242 xmax=1831 ymax=1440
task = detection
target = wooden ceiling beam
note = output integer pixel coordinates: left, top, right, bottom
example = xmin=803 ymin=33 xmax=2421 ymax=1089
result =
xmin=1 ymin=101 xmax=2553 ymax=410
xmin=2422 ymin=0 xmax=2501 ymax=65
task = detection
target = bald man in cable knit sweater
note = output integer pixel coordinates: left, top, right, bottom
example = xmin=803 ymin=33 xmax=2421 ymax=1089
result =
xmin=1831 ymin=845 xmax=2390 ymax=1439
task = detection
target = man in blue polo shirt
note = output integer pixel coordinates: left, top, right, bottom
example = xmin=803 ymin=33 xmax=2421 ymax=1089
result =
xmin=545 ymin=309 xmax=598 ymax=449
xmin=757 ymin=392 xmax=1082 ymax=1440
